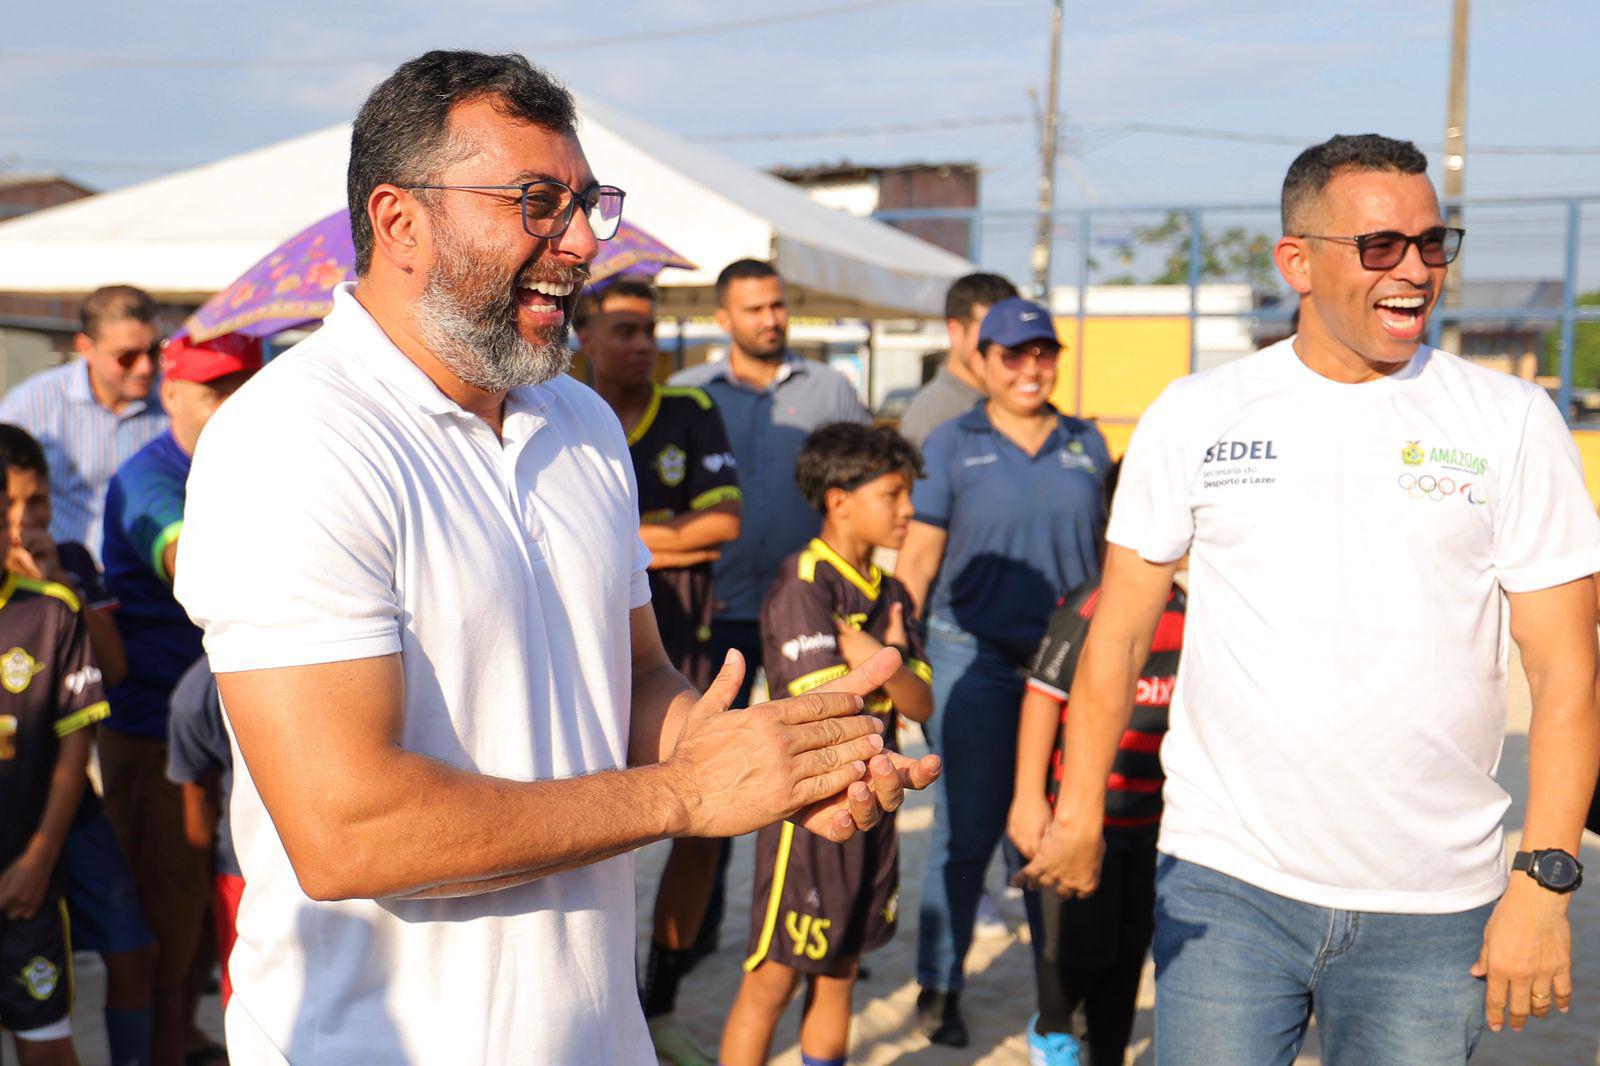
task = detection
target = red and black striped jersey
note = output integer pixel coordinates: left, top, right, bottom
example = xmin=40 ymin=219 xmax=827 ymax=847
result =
xmin=761 ymin=538 xmax=931 ymax=735
xmin=0 ymin=572 xmax=109 ymax=867
xmin=1028 ymin=580 xmax=1186 ymax=829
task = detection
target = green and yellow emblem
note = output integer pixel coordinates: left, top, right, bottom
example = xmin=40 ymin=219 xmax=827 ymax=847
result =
xmin=1401 ymin=441 xmax=1425 ymax=466
xmin=18 ymin=956 xmax=58 ymax=1001
xmin=1 ymin=647 xmax=44 ymax=695
xmin=653 ymin=444 xmax=687 ymax=487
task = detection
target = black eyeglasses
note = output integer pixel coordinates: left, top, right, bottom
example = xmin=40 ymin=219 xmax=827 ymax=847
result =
xmin=1296 ymin=227 xmax=1465 ymax=270
xmin=405 ymin=179 xmax=625 ymax=241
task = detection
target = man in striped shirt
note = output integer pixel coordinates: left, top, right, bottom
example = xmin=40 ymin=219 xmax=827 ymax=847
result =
xmin=0 ymin=286 xmax=170 ymax=561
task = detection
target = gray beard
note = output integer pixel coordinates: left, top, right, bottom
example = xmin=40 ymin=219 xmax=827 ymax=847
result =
xmin=415 ymin=234 xmax=572 ymax=392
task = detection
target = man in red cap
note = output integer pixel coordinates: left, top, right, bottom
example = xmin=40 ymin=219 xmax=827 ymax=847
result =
xmin=99 ymin=332 xmax=261 ymax=1066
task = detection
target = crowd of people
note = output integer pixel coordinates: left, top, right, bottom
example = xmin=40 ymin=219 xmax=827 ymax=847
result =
xmin=2 ymin=47 xmax=1598 ymax=1066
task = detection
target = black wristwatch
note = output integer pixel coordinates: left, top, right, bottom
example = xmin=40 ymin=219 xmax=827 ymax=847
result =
xmin=1512 ymin=849 xmax=1584 ymax=894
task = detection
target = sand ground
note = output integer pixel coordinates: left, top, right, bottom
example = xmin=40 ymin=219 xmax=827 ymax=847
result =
xmin=54 ymin=649 xmax=1600 ymax=1065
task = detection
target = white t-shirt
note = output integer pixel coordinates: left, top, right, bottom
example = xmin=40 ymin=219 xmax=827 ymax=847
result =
xmin=174 ymin=286 xmax=654 ymax=1065
xmin=1109 ymin=340 xmax=1600 ymax=914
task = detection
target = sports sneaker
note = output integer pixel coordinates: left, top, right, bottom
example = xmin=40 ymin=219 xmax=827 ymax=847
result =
xmin=1026 ymin=1014 xmax=1081 ymax=1066
xmin=916 ymin=987 xmax=970 ymax=1048
xmin=648 ymin=1020 xmax=715 ymax=1066
xmin=974 ymin=891 xmax=1009 ymax=940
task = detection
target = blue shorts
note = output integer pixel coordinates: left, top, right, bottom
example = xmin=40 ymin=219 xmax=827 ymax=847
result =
xmin=61 ymin=811 xmax=155 ymax=955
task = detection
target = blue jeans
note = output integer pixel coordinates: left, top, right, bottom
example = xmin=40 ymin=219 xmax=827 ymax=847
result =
xmin=916 ymin=616 xmax=1040 ymax=992
xmin=1153 ymin=856 xmax=1493 ymax=1065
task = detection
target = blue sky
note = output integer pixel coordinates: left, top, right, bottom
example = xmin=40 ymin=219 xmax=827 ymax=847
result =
xmin=4 ymin=0 xmax=1598 ymax=286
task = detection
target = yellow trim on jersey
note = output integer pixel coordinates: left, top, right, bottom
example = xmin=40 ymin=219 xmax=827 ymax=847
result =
xmin=787 ymin=664 xmax=849 ymax=696
xmin=806 ymin=538 xmax=881 ymax=601
xmin=744 ymin=820 xmax=797 ymax=972
xmin=60 ymin=897 xmax=76 ymax=1005
xmin=10 ymin=575 xmax=82 ymax=614
xmin=625 ymin=384 xmax=663 ymax=447
xmin=0 ymin=572 xmax=16 ymax=610
xmin=660 ymin=385 xmax=714 ymax=410
xmin=908 ymin=659 xmax=933 ymax=685
xmin=690 ymin=485 xmax=742 ymax=511
xmin=54 ymin=700 xmax=110 ymax=738
xmin=797 ymin=549 xmax=820 ymax=583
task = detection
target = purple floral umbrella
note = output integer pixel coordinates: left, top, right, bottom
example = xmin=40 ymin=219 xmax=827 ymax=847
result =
xmin=180 ymin=209 xmax=694 ymax=344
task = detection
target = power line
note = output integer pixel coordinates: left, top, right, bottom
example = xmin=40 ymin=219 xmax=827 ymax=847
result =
xmin=0 ymin=0 xmax=922 ymax=70
xmin=693 ymin=113 xmax=1031 ymax=143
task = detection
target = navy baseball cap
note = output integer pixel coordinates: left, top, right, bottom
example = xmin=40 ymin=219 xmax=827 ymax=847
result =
xmin=977 ymin=296 xmax=1059 ymax=349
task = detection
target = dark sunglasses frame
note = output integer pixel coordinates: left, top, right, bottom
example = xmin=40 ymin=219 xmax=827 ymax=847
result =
xmin=405 ymin=179 xmax=626 ymax=241
xmin=1296 ymin=227 xmax=1465 ymax=270
xmin=992 ymin=342 xmax=1062 ymax=370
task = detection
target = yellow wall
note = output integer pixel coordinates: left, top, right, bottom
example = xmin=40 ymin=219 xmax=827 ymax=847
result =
xmin=1573 ymin=430 xmax=1600 ymax=504
xmin=1051 ymin=316 xmax=1190 ymax=458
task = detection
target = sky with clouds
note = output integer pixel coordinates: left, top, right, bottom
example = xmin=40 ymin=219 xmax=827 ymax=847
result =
xmin=4 ymin=0 xmax=1598 ymax=287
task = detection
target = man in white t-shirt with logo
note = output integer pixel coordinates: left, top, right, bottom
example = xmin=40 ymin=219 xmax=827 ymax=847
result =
xmin=172 ymin=50 xmax=939 ymax=1066
xmin=1016 ymin=133 xmax=1600 ymax=1064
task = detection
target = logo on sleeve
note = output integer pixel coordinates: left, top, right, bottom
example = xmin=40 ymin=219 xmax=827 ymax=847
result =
xmin=64 ymin=664 xmax=102 ymax=697
xmin=780 ymin=633 xmax=837 ymax=661
xmin=653 ymin=445 xmax=687 ymax=487
xmin=703 ymin=452 xmax=737 ymax=473
xmin=1 ymin=648 xmax=45 ymax=695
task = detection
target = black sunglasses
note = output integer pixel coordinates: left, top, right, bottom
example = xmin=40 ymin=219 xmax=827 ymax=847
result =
xmin=1296 ymin=227 xmax=1465 ymax=270
xmin=405 ymin=179 xmax=626 ymax=241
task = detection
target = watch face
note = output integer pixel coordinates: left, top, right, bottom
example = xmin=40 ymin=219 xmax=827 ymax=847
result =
xmin=1537 ymin=852 xmax=1581 ymax=890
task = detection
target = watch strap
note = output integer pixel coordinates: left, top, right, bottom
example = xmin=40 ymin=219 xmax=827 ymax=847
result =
xmin=1512 ymin=850 xmax=1535 ymax=874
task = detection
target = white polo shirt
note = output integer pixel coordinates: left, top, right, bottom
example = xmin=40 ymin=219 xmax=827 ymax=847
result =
xmin=1110 ymin=340 xmax=1600 ymax=914
xmin=175 ymin=286 xmax=654 ymax=1065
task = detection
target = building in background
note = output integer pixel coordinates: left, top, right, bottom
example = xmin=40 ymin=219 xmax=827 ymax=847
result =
xmin=0 ymin=173 xmax=98 ymax=389
xmin=773 ymin=161 xmax=979 ymax=261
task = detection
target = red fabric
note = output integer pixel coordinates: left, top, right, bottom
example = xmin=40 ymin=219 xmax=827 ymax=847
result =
xmin=214 ymin=873 xmax=245 ymax=1008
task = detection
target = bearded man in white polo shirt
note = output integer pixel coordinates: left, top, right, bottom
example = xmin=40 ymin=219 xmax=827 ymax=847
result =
xmin=172 ymin=50 xmax=938 ymax=1066
xmin=1017 ymin=133 xmax=1600 ymax=1065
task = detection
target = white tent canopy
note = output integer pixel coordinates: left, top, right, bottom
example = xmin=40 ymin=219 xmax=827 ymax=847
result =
xmin=0 ymin=93 xmax=972 ymax=318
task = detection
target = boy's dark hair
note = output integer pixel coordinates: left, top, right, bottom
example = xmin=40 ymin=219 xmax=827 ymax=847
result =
xmin=1281 ymin=134 xmax=1429 ymax=234
xmin=348 ymin=50 xmax=578 ymax=275
xmin=944 ymin=272 xmax=1018 ymax=322
xmin=80 ymin=285 xmax=157 ymax=340
xmin=570 ymin=277 xmax=656 ymax=332
xmin=796 ymin=422 xmax=923 ymax=512
xmin=715 ymin=259 xmax=781 ymax=306
xmin=0 ymin=424 xmax=48 ymax=479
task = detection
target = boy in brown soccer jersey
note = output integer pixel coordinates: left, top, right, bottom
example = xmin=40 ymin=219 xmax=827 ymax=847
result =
xmin=720 ymin=423 xmax=934 ymax=1066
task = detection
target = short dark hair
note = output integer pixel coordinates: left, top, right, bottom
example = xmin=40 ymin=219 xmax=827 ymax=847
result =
xmin=0 ymin=424 xmax=47 ymax=479
xmin=715 ymin=259 xmax=781 ymax=307
xmin=1281 ymin=134 xmax=1430 ymax=234
xmin=570 ymin=277 xmax=657 ymax=331
xmin=795 ymin=422 xmax=923 ymax=513
xmin=944 ymin=273 xmax=1018 ymax=322
xmin=348 ymin=50 xmax=579 ymax=274
xmin=80 ymin=285 xmax=156 ymax=340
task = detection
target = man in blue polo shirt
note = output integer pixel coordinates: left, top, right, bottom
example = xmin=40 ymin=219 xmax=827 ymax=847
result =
xmin=99 ymin=332 xmax=261 ymax=1066
xmin=667 ymin=259 xmax=870 ymax=965
xmin=0 ymin=285 xmax=170 ymax=561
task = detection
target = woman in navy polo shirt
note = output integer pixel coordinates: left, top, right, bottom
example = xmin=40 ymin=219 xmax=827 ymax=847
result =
xmin=896 ymin=296 xmax=1111 ymax=1046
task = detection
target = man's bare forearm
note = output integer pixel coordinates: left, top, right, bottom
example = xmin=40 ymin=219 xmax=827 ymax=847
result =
xmin=308 ymin=753 xmax=688 ymax=901
xmin=1520 ymin=665 xmax=1600 ymax=856
xmin=628 ymin=654 xmax=701 ymax=767
xmin=1052 ymin=632 xmax=1142 ymax=825
xmin=638 ymin=503 xmax=740 ymax=553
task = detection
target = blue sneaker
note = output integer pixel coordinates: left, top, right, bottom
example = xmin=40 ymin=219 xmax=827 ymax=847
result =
xmin=1026 ymin=1013 xmax=1081 ymax=1066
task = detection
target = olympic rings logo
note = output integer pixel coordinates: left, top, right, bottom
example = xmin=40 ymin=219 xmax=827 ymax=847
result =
xmin=1398 ymin=472 xmax=1456 ymax=500
xmin=1397 ymin=473 xmax=1487 ymax=504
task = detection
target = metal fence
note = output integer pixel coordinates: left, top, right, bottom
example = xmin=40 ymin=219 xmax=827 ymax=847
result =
xmin=876 ymin=195 xmax=1600 ymax=425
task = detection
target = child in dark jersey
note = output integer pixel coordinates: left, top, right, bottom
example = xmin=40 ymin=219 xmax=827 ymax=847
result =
xmin=720 ymin=423 xmax=933 ymax=1066
xmin=1009 ymin=574 xmax=1187 ymax=1066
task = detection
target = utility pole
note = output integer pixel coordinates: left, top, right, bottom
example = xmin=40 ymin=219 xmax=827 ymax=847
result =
xmin=1031 ymin=0 xmax=1064 ymax=302
xmin=1440 ymin=0 xmax=1469 ymax=354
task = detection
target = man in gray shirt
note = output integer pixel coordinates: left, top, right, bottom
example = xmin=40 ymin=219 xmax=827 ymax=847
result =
xmin=669 ymin=259 xmax=870 ymax=700
xmin=898 ymin=273 xmax=1018 ymax=448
